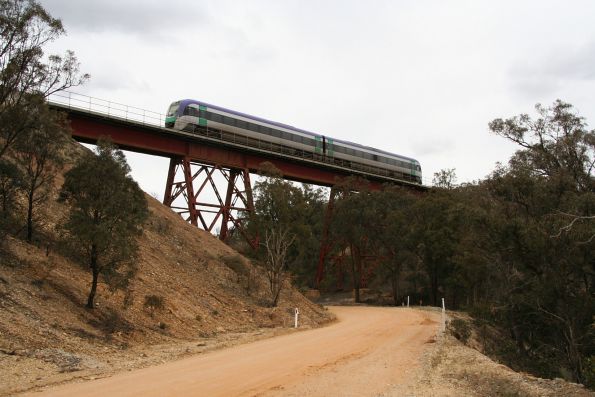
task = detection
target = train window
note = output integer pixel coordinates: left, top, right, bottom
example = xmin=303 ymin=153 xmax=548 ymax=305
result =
xmin=271 ymin=129 xmax=280 ymax=138
xmin=248 ymin=123 xmax=259 ymax=132
xmin=236 ymin=120 xmax=248 ymax=129
xmin=292 ymin=134 xmax=302 ymax=143
xmin=167 ymin=102 xmax=179 ymax=117
xmin=282 ymin=132 xmax=292 ymax=140
xmin=303 ymin=137 xmax=315 ymax=146
xmin=184 ymin=104 xmax=200 ymax=117
xmin=210 ymin=113 xmax=223 ymax=123
xmin=223 ymin=116 xmax=235 ymax=126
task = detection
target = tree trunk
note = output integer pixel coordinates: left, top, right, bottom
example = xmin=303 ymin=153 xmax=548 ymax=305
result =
xmin=350 ymin=244 xmax=361 ymax=303
xmin=86 ymin=244 xmax=99 ymax=309
xmin=26 ymin=187 xmax=34 ymax=242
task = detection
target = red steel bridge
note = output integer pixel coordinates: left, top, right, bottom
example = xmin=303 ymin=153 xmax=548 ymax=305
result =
xmin=48 ymin=92 xmax=426 ymax=286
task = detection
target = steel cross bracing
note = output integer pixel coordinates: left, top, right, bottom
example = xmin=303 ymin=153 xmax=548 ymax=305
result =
xmin=163 ymin=157 xmax=257 ymax=248
xmin=315 ymin=186 xmax=386 ymax=290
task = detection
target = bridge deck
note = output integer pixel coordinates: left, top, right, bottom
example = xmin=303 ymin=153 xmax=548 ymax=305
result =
xmin=49 ymin=100 xmax=426 ymax=190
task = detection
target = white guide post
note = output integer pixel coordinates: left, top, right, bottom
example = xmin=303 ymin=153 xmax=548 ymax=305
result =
xmin=407 ymin=295 xmax=410 ymax=308
xmin=294 ymin=308 xmax=299 ymax=328
xmin=441 ymin=298 xmax=446 ymax=332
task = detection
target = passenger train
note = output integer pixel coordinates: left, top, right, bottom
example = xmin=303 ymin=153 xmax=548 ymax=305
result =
xmin=165 ymin=99 xmax=422 ymax=184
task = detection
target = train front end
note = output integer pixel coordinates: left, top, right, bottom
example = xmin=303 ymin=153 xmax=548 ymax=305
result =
xmin=413 ymin=161 xmax=422 ymax=184
xmin=165 ymin=101 xmax=180 ymax=128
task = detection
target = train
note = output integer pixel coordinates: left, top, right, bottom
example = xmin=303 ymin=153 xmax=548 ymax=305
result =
xmin=165 ymin=99 xmax=422 ymax=184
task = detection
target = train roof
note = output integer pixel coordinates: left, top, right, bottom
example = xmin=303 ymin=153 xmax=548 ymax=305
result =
xmin=176 ymin=99 xmax=420 ymax=164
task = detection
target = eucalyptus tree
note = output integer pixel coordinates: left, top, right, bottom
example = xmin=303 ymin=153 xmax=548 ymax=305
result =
xmin=0 ymin=0 xmax=88 ymax=159
xmin=60 ymin=139 xmax=148 ymax=309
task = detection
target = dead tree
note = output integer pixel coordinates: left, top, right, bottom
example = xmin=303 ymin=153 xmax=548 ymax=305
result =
xmin=262 ymin=227 xmax=295 ymax=307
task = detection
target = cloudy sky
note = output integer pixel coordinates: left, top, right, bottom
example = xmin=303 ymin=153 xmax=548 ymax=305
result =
xmin=39 ymin=0 xmax=595 ymax=197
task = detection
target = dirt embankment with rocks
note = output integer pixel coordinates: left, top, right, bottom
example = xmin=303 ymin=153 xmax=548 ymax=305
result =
xmin=0 ymin=140 xmax=333 ymax=396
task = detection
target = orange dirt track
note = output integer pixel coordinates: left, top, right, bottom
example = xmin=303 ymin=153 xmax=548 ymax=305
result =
xmin=27 ymin=306 xmax=440 ymax=397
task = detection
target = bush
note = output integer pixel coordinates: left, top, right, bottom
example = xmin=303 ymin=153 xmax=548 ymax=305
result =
xmin=221 ymin=254 xmax=248 ymax=276
xmin=449 ymin=318 xmax=471 ymax=343
xmin=221 ymin=254 xmax=256 ymax=296
xmin=144 ymin=295 xmax=165 ymax=317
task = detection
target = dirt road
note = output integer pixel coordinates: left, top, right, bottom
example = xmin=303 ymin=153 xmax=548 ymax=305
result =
xmin=26 ymin=306 xmax=440 ymax=397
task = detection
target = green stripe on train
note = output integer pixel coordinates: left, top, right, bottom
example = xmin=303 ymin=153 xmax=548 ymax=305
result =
xmin=326 ymin=138 xmax=334 ymax=156
xmin=315 ymin=136 xmax=322 ymax=154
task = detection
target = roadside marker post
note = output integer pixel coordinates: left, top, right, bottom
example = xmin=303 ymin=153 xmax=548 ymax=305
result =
xmin=407 ymin=296 xmax=409 ymax=308
xmin=441 ymin=298 xmax=446 ymax=332
xmin=294 ymin=308 xmax=299 ymax=328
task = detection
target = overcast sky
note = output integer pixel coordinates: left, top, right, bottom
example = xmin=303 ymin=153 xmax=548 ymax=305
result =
xmin=39 ymin=0 xmax=595 ymax=197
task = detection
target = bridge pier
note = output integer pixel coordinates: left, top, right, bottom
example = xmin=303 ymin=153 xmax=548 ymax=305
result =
xmin=163 ymin=157 xmax=257 ymax=248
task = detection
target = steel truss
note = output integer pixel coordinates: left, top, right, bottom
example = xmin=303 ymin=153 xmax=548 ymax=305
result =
xmin=163 ymin=157 xmax=257 ymax=248
xmin=315 ymin=186 xmax=383 ymax=290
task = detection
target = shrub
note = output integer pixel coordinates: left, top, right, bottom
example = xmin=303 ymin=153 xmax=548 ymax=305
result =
xmin=144 ymin=295 xmax=165 ymax=318
xmin=221 ymin=254 xmax=248 ymax=276
xmin=449 ymin=318 xmax=471 ymax=343
xmin=144 ymin=294 xmax=165 ymax=309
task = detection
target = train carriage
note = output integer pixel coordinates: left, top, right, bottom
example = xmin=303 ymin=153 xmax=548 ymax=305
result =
xmin=165 ymin=99 xmax=422 ymax=184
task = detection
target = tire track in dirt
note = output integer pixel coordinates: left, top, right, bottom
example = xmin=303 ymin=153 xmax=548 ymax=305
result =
xmin=25 ymin=306 xmax=440 ymax=397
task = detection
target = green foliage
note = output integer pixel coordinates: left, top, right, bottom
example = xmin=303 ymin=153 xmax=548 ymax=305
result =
xmin=0 ymin=0 xmax=88 ymax=159
xmin=432 ymin=168 xmax=457 ymax=189
xmin=60 ymin=138 xmax=148 ymax=308
xmin=13 ymin=100 xmax=69 ymax=242
xmin=184 ymin=100 xmax=595 ymax=385
xmin=143 ymin=294 xmax=165 ymax=310
xmin=449 ymin=318 xmax=471 ymax=343
xmin=316 ymin=100 xmax=593 ymax=386
xmin=0 ymin=159 xmax=23 ymax=238
xmin=372 ymin=187 xmax=418 ymax=305
xmin=329 ymin=179 xmax=378 ymax=302
xmin=583 ymin=356 xmax=595 ymax=389
xmin=250 ymin=165 xmax=326 ymax=288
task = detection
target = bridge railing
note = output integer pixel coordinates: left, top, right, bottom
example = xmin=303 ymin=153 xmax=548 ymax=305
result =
xmin=48 ymin=91 xmax=165 ymax=127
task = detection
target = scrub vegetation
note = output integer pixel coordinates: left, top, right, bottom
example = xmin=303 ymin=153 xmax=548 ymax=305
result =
xmin=245 ymin=100 xmax=594 ymax=387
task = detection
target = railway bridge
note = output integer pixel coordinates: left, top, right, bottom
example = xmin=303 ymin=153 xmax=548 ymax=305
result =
xmin=48 ymin=92 xmax=426 ymax=286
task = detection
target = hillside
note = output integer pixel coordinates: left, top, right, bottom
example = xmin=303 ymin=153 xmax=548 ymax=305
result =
xmin=0 ymin=141 xmax=333 ymax=396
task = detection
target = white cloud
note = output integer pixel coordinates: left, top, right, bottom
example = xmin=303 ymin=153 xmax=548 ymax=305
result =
xmin=37 ymin=0 xmax=595 ymax=190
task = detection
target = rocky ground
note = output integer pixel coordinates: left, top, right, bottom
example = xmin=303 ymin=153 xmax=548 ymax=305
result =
xmin=390 ymin=310 xmax=593 ymax=396
xmin=0 ymin=141 xmax=333 ymax=396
